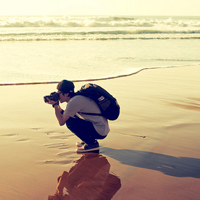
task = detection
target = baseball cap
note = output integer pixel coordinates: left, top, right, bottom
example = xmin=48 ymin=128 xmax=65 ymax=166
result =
xmin=57 ymin=80 xmax=74 ymax=93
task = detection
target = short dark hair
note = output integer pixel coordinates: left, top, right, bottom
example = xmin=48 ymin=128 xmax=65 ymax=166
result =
xmin=57 ymin=80 xmax=75 ymax=96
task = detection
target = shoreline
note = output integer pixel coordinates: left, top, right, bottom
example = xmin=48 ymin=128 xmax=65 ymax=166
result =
xmin=0 ymin=64 xmax=198 ymax=86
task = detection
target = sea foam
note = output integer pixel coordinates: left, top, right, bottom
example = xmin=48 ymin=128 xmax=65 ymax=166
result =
xmin=1 ymin=16 xmax=200 ymax=41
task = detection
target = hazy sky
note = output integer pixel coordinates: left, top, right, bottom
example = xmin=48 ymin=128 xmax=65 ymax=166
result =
xmin=0 ymin=0 xmax=200 ymax=16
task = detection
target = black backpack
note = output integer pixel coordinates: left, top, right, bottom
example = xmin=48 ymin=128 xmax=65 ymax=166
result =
xmin=75 ymin=83 xmax=120 ymax=120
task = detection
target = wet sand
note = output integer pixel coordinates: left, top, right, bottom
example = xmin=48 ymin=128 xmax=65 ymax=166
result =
xmin=0 ymin=65 xmax=200 ymax=200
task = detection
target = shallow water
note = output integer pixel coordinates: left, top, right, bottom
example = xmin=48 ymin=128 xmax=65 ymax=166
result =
xmin=0 ymin=15 xmax=200 ymax=84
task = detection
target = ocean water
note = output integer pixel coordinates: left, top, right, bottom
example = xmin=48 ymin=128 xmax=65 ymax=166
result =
xmin=0 ymin=15 xmax=200 ymax=85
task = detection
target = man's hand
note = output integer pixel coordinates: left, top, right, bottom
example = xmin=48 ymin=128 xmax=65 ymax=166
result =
xmin=46 ymin=98 xmax=59 ymax=107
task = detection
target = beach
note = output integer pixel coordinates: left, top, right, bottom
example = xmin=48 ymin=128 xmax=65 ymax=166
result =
xmin=0 ymin=64 xmax=200 ymax=200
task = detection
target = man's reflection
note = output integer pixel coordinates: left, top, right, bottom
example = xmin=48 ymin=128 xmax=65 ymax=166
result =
xmin=48 ymin=153 xmax=121 ymax=200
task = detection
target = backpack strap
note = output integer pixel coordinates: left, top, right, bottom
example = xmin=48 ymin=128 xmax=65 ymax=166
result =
xmin=78 ymin=112 xmax=102 ymax=116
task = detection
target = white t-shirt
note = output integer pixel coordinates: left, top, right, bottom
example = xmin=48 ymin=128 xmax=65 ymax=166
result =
xmin=64 ymin=95 xmax=110 ymax=136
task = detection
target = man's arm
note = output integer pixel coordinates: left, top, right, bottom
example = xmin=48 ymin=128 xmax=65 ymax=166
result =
xmin=46 ymin=98 xmax=70 ymax=126
xmin=54 ymin=104 xmax=70 ymax=126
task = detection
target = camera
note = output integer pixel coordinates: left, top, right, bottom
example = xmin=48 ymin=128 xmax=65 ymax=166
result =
xmin=44 ymin=92 xmax=59 ymax=103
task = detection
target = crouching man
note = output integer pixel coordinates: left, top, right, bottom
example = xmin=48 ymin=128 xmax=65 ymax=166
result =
xmin=46 ymin=80 xmax=110 ymax=153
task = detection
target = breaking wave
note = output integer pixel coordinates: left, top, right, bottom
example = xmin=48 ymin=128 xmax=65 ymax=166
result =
xmin=1 ymin=30 xmax=200 ymax=41
xmin=1 ymin=15 xmax=200 ymax=28
xmin=1 ymin=15 xmax=200 ymax=41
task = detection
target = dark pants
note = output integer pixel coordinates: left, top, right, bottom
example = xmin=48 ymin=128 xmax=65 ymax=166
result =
xmin=66 ymin=117 xmax=106 ymax=145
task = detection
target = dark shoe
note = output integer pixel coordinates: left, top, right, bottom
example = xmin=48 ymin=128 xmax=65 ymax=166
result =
xmin=76 ymin=141 xmax=99 ymax=153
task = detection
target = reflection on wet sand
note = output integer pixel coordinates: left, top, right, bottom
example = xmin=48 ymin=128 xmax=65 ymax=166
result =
xmin=48 ymin=153 xmax=121 ymax=200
